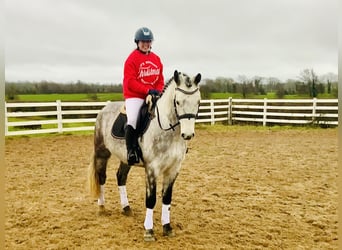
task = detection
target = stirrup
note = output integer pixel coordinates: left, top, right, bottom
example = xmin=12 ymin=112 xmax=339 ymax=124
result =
xmin=127 ymin=150 xmax=139 ymax=165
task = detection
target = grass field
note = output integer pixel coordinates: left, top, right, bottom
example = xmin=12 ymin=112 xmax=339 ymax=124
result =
xmin=8 ymin=91 xmax=337 ymax=102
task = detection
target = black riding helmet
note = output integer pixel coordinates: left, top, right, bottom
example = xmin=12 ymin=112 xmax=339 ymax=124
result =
xmin=134 ymin=27 xmax=154 ymax=43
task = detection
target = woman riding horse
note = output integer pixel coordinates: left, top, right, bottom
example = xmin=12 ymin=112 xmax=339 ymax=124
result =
xmin=123 ymin=27 xmax=164 ymax=165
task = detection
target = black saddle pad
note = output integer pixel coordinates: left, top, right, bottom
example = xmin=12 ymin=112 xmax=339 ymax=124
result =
xmin=111 ymin=113 xmax=127 ymax=139
xmin=111 ymin=102 xmax=153 ymax=139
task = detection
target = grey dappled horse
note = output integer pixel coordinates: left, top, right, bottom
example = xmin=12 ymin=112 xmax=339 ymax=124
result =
xmin=88 ymin=70 xmax=201 ymax=241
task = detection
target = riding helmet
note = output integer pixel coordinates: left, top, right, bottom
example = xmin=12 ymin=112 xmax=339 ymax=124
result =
xmin=134 ymin=27 xmax=154 ymax=43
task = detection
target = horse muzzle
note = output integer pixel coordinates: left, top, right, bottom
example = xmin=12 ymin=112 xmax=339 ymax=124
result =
xmin=179 ymin=118 xmax=196 ymax=140
xmin=181 ymin=132 xmax=195 ymax=140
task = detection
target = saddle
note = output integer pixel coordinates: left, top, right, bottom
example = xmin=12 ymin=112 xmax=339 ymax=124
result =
xmin=111 ymin=96 xmax=157 ymax=139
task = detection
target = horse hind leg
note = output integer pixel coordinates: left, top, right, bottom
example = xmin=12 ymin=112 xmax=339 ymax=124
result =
xmin=116 ymin=161 xmax=132 ymax=216
xmin=88 ymin=144 xmax=111 ymax=207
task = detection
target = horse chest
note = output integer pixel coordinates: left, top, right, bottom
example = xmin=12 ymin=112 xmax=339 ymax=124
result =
xmin=142 ymin=136 xmax=186 ymax=165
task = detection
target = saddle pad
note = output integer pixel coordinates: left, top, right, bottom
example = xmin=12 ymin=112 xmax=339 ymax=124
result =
xmin=111 ymin=113 xmax=126 ymax=139
xmin=111 ymin=102 xmax=153 ymax=139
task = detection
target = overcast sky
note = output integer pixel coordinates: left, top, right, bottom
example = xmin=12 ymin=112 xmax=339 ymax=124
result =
xmin=5 ymin=0 xmax=338 ymax=84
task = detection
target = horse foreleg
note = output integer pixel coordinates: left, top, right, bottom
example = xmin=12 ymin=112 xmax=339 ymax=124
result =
xmin=161 ymin=174 xmax=178 ymax=237
xmin=116 ymin=161 xmax=132 ymax=216
xmin=144 ymin=169 xmax=157 ymax=241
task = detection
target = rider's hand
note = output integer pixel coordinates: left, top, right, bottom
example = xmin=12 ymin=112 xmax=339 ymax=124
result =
xmin=148 ymin=89 xmax=160 ymax=96
xmin=146 ymin=89 xmax=160 ymax=113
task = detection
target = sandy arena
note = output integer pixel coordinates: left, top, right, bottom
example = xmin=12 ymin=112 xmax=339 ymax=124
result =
xmin=5 ymin=125 xmax=338 ymax=249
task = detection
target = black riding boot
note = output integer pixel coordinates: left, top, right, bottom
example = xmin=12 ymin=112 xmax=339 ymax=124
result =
xmin=125 ymin=125 xmax=139 ymax=165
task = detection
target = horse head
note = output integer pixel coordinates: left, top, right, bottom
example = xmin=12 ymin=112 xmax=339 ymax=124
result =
xmin=173 ymin=70 xmax=201 ymax=140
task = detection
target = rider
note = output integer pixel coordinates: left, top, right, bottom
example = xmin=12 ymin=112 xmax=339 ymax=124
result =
xmin=123 ymin=27 xmax=164 ymax=165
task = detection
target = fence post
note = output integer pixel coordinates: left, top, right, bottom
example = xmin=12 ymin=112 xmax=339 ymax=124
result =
xmin=312 ymin=98 xmax=317 ymax=123
xmin=4 ymin=102 xmax=8 ymax=136
xmin=263 ymin=98 xmax=267 ymax=126
xmin=210 ymin=100 xmax=215 ymax=125
xmin=228 ymin=97 xmax=233 ymax=125
xmin=56 ymin=100 xmax=63 ymax=133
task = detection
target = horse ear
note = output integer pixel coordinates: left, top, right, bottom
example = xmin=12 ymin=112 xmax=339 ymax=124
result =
xmin=174 ymin=70 xmax=180 ymax=85
xmin=194 ymin=73 xmax=201 ymax=85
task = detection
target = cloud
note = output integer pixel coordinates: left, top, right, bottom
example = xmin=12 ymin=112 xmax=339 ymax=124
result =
xmin=5 ymin=0 xmax=338 ymax=83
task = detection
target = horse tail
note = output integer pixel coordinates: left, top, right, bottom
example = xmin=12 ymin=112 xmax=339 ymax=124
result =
xmin=87 ymin=152 xmax=100 ymax=198
xmin=87 ymin=107 xmax=112 ymax=199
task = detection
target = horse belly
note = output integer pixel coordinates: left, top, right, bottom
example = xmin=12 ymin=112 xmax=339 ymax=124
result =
xmin=104 ymin=135 xmax=127 ymax=162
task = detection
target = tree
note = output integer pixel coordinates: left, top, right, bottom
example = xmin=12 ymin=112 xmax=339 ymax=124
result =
xmin=299 ymin=68 xmax=318 ymax=97
xmin=200 ymin=79 xmax=211 ymax=99
xmin=6 ymin=84 xmax=17 ymax=100
xmin=252 ymin=76 xmax=266 ymax=95
xmin=284 ymin=79 xmax=296 ymax=95
xmin=236 ymin=75 xmax=250 ymax=98
xmin=275 ymin=83 xmax=285 ymax=98
xmin=327 ymin=80 xmax=331 ymax=94
xmin=264 ymin=77 xmax=280 ymax=93
xmin=319 ymin=72 xmax=337 ymax=95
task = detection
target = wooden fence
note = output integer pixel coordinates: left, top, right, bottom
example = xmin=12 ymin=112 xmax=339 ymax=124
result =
xmin=5 ymin=98 xmax=338 ymax=136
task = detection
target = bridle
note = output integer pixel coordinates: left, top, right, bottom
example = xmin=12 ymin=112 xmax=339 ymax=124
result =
xmin=156 ymin=87 xmax=200 ymax=131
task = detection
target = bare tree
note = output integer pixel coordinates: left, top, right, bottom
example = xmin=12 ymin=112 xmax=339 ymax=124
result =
xmin=236 ymin=75 xmax=250 ymax=98
xmin=299 ymin=68 xmax=318 ymax=97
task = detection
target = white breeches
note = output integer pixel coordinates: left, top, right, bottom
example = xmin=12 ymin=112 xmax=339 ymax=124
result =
xmin=125 ymin=98 xmax=145 ymax=129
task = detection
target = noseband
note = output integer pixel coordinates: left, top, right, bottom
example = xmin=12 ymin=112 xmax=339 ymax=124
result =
xmin=156 ymin=87 xmax=199 ymax=131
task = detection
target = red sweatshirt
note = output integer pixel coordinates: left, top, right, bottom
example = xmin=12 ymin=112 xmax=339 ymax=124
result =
xmin=123 ymin=49 xmax=164 ymax=99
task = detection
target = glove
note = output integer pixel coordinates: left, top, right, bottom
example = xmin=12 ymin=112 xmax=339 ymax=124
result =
xmin=146 ymin=89 xmax=160 ymax=113
xmin=148 ymin=89 xmax=160 ymax=96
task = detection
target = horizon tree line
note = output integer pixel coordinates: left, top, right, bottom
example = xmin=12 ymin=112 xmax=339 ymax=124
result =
xmin=5 ymin=69 xmax=338 ymax=100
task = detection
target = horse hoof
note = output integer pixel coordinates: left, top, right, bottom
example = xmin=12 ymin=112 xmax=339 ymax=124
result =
xmin=144 ymin=229 xmax=156 ymax=242
xmin=121 ymin=206 xmax=133 ymax=216
xmin=97 ymin=205 xmax=109 ymax=216
xmin=163 ymin=223 xmax=175 ymax=237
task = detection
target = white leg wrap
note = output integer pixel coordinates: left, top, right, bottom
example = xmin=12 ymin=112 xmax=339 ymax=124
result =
xmin=97 ymin=185 xmax=105 ymax=206
xmin=161 ymin=204 xmax=171 ymax=225
xmin=144 ymin=208 xmax=154 ymax=230
xmin=118 ymin=185 xmax=129 ymax=208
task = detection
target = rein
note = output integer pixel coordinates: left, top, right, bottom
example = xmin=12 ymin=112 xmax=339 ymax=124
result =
xmin=156 ymin=87 xmax=199 ymax=131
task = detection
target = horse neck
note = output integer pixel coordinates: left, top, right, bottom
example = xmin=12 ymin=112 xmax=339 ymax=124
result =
xmin=154 ymin=82 xmax=178 ymax=126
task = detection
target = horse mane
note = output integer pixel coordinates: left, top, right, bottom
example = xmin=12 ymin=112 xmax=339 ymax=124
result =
xmin=161 ymin=72 xmax=191 ymax=96
xmin=161 ymin=76 xmax=175 ymax=95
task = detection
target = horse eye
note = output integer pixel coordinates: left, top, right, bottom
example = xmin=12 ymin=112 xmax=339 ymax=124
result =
xmin=176 ymin=101 xmax=180 ymax=105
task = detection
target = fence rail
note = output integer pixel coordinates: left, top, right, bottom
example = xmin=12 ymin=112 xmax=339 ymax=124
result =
xmin=5 ymin=98 xmax=338 ymax=136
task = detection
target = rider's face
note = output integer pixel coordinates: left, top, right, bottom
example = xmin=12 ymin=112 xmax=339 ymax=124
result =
xmin=138 ymin=40 xmax=152 ymax=53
